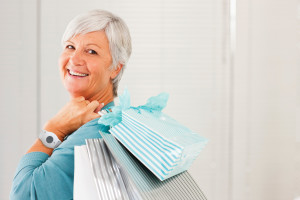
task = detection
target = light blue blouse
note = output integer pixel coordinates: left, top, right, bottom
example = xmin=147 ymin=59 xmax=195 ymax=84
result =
xmin=10 ymin=102 xmax=114 ymax=200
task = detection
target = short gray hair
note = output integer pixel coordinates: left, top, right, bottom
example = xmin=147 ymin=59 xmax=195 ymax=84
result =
xmin=61 ymin=9 xmax=132 ymax=97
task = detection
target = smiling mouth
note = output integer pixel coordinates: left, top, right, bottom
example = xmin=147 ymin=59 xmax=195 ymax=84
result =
xmin=67 ymin=69 xmax=89 ymax=77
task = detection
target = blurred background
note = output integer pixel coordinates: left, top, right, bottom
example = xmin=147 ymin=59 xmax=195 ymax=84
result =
xmin=0 ymin=0 xmax=299 ymax=199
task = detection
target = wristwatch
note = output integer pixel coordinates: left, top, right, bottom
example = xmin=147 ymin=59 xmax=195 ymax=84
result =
xmin=39 ymin=130 xmax=62 ymax=149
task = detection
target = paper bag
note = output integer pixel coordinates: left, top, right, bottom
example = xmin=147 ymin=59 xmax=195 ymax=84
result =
xmin=99 ymin=89 xmax=208 ymax=181
xmin=74 ymin=136 xmax=207 ymax=200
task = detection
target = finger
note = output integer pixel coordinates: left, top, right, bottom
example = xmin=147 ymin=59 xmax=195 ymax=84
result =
xmin=91 ymin=112 xmax=101 ymax=119
xmin=94 ymin=102 xmax=105 ymax=113
xmin=85 ymin=113 xmax=101 ymax=123
xmin=86 ymin=100 xmax=100 ymax=111
xmin=84 ymin=100 xmax=90 ymax=105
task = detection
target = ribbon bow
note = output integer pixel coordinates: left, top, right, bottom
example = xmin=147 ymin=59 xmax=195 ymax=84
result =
xmin=98 ymin=88 xmax=169 ymax=127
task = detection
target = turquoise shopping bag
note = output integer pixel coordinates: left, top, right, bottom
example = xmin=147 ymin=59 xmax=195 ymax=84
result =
xmin=98 ymin=89 xmax=208 ymax=181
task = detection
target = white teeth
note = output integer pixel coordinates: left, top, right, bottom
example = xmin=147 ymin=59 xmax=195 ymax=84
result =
xmin=69 ymin=70 xmax=88 ymax=77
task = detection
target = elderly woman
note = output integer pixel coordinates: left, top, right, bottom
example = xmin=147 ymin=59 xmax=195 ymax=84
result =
xmin=10 ymin=9 xmax=131 ymax=200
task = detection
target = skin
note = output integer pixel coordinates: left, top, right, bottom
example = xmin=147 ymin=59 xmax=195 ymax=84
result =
xmin=27 ymin=31 xmax=122 ymax=155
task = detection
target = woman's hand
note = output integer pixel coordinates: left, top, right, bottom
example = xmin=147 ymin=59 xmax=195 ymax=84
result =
xmin=43 ymin=97 xmax=104 ymax=141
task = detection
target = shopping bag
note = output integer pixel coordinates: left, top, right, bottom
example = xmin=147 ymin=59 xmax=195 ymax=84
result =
xmin=98 ymin=89 xmax=208 ymax=181
xmin=74 ymin=135 xmax=207 ymax=199
xmin=73 ymin=145 xmax=100 ymax=200
xmin=74 ymin=138 xmax=140 ymax=200
xmin=99 ymin=131 xmax=208 ymax=200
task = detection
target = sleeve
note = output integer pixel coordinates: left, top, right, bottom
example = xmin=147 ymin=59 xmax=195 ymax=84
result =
xmin=10 ymin=147 xmax=75 ymax=200
xmin=10 ymin=121 xmax=107 ymax=200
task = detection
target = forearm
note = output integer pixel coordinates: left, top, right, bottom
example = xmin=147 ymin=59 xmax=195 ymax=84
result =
xmin=27 ymin=120 xmax=66 ymax=156
xmin=27 ymin=98 xmax=102 ymax=155
xmin=27 ymin=139 xmax=54 ymax=156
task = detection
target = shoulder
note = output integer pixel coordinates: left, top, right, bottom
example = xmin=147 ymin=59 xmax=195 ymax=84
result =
xmin=58 ymin=118 xmax=110 ymax=149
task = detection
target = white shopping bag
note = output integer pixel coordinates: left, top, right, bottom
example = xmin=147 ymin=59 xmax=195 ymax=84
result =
xmin=74 ymin=145 xmax=99 ymax=200
xmin=74 ymin=139 xmax=140 ymax=200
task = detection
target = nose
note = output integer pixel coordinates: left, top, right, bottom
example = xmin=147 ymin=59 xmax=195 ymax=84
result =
xmin=70 ymin=50 xmax=85 ymax=66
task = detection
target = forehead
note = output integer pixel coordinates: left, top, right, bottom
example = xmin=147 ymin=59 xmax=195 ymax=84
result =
xmin=69 ymin=31 xmax=109 ymax=47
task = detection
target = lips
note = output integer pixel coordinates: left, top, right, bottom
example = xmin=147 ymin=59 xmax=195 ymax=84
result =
xmin=67 ymin=69 xmax=89 ymax=77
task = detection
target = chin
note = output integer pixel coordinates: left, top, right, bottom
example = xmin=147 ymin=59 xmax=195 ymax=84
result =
xmin=65 ymin=85 xmax=87 ymax=98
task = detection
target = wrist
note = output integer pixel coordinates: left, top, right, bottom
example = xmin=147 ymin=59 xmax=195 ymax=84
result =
xmin=43 ymin=120 xmax=66 ymax=141
xmin=39 ymin=130 xmax=62 ymax=149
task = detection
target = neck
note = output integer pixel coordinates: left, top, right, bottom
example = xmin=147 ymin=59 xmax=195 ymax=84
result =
xmin=70 ymin=83 xmax=114 ymax=107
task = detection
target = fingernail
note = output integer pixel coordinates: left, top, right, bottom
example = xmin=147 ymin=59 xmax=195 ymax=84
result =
xmin=101 ymin=103 xmax=104 ymax=106
xmin=98 ymin=110 xmax=107 ymax=116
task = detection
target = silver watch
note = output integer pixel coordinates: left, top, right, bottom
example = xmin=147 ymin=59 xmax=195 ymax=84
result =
xmin=39 ymin=130 xmax=62 ymax=149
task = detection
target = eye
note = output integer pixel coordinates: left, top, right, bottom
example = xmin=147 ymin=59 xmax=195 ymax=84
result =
xmin=65 ymin=45 xmax=75 ymax=50
xmin=87 ymin=49 xmax=98 ymax=55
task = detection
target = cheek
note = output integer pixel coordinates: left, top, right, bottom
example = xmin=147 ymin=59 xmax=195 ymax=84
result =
xmin=59 ymin=55 xmax=69 ymax=82
xmin=90 ymin=65 xmax=112 ymax=84
xmin=59 ymin=54 xmax=68 ymax=71
xmin=89 ymin=58 xmax=109 ymax=74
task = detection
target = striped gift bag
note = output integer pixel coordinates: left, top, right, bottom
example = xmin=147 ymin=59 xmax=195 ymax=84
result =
xmin=99 ymin=89 xmax=208 ymax=181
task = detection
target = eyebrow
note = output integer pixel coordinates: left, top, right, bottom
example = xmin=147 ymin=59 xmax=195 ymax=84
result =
xmin=86 ymin=43 xmax=103 ymax=49
xmin=64 ymin=40 xmax=102 ymax=49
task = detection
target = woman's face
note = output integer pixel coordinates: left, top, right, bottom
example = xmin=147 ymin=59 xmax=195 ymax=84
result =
xmin=59 ymin=31 xmax=118 ymax=99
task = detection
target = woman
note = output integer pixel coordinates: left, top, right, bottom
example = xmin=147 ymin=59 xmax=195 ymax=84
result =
xmin=10 ymin=9 xmax=132 ymax=200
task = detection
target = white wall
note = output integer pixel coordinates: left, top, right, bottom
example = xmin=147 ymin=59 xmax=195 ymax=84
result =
xmin=0 ymin=0 xmax=38 ymax=199
xmin=0 ymin=0 xmax=299 ymax=200
xmin=233 ymin=0 xmax=299 ymax=199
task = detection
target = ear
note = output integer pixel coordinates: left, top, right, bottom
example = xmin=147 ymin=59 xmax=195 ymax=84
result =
xmin=110 ymin=63 xmax=123 ymax=79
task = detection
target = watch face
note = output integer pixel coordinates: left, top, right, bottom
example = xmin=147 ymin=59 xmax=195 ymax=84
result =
xmin=46 ymin=136 xmax=54 ymax=143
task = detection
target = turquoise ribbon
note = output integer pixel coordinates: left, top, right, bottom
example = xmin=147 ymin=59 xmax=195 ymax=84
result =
xmin=98 ymin=88 xmax=169 ymax=127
